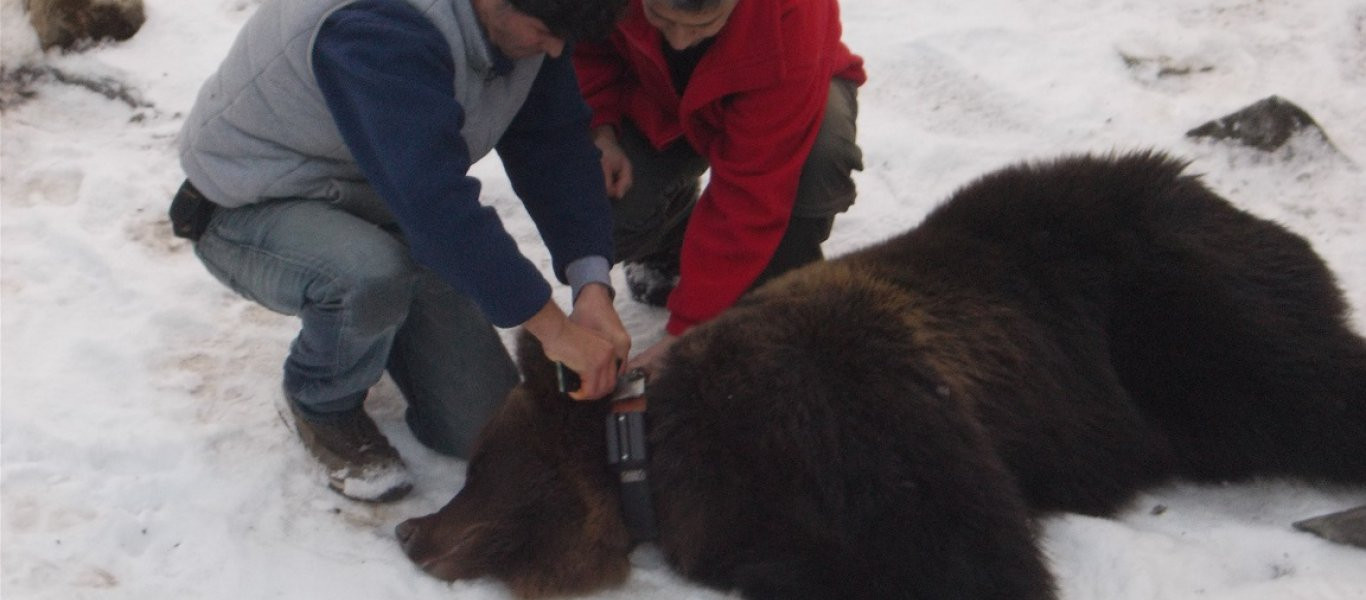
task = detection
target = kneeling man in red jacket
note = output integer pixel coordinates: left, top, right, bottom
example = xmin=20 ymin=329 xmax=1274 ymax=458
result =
xmin=574 ymin=0 xmax=866 ymax=370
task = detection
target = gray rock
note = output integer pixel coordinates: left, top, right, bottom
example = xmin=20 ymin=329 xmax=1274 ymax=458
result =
xmin=1186 ymin=96 xmax=1336 ymax=153
xmin=1293 ymin=505 xmax=1366 ymax=550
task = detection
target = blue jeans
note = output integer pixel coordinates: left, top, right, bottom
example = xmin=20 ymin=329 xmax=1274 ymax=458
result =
xmin=194 ymin=198 xmax=517 ymax=458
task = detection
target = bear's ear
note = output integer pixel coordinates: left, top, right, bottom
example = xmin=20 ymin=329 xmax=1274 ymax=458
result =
xmin=514 ymin=329 xmax=561 ymax=399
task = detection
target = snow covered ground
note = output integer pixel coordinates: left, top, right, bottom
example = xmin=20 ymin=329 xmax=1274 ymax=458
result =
xmin=2 ymin=0 xmax=1363 ymax=598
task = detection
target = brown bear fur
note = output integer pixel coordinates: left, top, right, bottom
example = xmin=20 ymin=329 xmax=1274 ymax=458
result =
xmin=396 ymin=152 xmax=1366 ymax=599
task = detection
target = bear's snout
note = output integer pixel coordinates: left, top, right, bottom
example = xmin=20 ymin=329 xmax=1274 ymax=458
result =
xmin=393 ymin=513 xmax=457 ymax=578
xmin=393 ymin=507 xmax=495 ymax=584
xmin=394 ymin=518 xmax=418 ymax=550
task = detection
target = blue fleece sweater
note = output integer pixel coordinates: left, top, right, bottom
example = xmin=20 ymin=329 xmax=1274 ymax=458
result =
xmin=312 ymin=0 xmax=613 ymax=327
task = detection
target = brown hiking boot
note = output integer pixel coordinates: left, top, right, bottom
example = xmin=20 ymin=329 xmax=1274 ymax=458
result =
xmin=288 ymin=402 xmax=413 ymax=502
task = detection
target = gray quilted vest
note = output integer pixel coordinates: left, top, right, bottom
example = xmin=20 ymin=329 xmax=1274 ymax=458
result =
xmin=178 ymin=0 xmax=543 ymax=222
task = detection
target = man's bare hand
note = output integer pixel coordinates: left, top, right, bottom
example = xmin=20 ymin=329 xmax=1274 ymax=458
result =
xmin=571 ymin=283 xmax=631 ymax=367
xmin=627 ymin=334 xmax=677 ymax=379
xmin=524 ymin=300 xmax=618 ymax=400
xmin=593 ymin=125 xmax=633 ymax=199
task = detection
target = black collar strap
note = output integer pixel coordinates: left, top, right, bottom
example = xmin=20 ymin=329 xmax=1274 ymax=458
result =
xmin=606 ymin=397 xmax=658 ymax=542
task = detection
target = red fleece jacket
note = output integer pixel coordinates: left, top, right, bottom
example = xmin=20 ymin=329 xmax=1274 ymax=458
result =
xmin=574 ymin=0 xmax=866 ymax=335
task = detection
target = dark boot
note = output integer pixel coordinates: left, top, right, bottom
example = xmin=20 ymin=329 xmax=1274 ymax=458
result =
xmin=287 ymin=400 xmax=413 ymax=502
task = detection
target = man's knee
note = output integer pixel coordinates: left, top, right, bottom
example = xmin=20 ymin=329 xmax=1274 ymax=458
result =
xmin=402 ymin=367 xmax=512 ymax=458
xmin=613 ymin=178 xmax=698 ymax=262
xmin=327 ymin=251 xmax=419 ymax=335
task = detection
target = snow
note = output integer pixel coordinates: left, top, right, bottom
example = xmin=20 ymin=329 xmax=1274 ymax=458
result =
xmin=2 ymin=0 xmax=1364 ymax=598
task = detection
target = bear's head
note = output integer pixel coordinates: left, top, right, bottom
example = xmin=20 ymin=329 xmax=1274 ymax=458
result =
xmin=394 ymin=332 xmax=632 ymax=598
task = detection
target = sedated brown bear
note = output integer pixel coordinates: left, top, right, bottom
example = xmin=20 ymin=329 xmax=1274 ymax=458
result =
xmin=395 ymin=152 xmax=1366 ymax=600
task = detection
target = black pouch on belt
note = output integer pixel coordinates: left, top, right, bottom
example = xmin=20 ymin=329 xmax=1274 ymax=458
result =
xmin=169 ymin=180 xmax=217 ymax=241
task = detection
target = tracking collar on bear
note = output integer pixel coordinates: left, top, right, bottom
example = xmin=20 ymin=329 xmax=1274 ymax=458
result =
xmin=606 ymin=369 xmax=658 ymax=542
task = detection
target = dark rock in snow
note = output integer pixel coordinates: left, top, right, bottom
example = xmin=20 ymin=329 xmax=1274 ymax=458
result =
xmin=25 ymin=0 xmax=145 ymax=51
xmin=1294 ymin=505 xmax=1366 ymax=550
xmin=1187 ymin=96 xmax=1339 ymax=154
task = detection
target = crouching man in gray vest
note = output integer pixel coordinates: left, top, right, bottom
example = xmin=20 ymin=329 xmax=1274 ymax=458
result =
xmin=173 ymin=0 xmax=630 ymax=502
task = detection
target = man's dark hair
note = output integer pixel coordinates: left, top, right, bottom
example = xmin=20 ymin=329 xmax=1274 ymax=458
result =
xmin=508 ymin=0 xmax=627 ymax=42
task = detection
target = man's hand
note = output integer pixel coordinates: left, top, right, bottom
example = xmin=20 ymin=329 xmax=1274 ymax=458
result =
xmin=571 ymin=283 xmax=631 ymax=366
xmin=593 ymin=125 xmax=633 ymax=199
xmin=627 ymin=334 xmax=677 ymax=379
xmin=524 ymin=300 xmax=618 ymax=401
